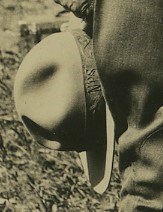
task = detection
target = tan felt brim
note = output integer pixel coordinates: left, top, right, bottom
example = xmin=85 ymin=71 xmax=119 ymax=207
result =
xmin=79 ymin=104 xmax=114 ymax=194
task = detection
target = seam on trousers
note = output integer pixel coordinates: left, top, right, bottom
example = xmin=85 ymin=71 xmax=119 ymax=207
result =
xmin=138 ymin=127 xmax=163 ymax=152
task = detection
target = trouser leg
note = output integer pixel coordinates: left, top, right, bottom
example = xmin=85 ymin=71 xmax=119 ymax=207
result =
xmin=94 ymin=0 xmax=163 ymax=210
xmin=118 ymin=108 xmax=163 ymax=211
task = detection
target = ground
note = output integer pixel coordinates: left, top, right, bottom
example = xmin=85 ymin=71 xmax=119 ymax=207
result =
xmin=0 ymin=0 xmax=121 ymax=211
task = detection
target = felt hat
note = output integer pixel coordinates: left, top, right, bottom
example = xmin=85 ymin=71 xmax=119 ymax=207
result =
xmin=14 ymin=30 xmax=115 ymax=194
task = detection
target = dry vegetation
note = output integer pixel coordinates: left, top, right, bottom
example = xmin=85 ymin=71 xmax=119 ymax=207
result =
xmin=0 ymin=0 xmax=121 ymax=211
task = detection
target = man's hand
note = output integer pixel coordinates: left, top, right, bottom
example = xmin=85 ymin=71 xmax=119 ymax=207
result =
xmin=53 ymin=0 xmax=93 ymax=18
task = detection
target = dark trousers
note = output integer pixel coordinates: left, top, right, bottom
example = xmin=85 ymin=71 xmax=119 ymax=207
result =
xmin=94 ymin=0 xmax=163 ymax=211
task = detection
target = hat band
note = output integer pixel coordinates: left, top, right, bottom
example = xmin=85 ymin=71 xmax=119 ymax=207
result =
xmin=72 ymin=29 xmax=107 ymax=150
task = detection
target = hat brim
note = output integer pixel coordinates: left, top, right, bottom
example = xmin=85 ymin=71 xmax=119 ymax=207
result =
xmin=79 ymin=104 xmax=114 ymax=194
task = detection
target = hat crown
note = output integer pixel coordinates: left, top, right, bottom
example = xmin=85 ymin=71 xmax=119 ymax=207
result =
xmin=14 ymin=30 xmax=104 ymax=151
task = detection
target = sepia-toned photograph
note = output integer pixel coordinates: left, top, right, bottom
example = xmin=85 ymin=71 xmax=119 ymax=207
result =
xmin=0 ymin=0 xmax=162 ymax=211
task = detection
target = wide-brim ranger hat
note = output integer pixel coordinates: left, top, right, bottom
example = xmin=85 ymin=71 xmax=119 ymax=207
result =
xmin=14 ymin=29 xmax=115 ymax=194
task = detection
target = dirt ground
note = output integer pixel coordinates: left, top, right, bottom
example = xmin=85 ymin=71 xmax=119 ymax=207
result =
xmin=0 ymin=0 xmax=121 ymax=211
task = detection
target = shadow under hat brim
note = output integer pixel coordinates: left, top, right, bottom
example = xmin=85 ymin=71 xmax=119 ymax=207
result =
xmin=79 ymin=104 xmax=114 ymax=194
